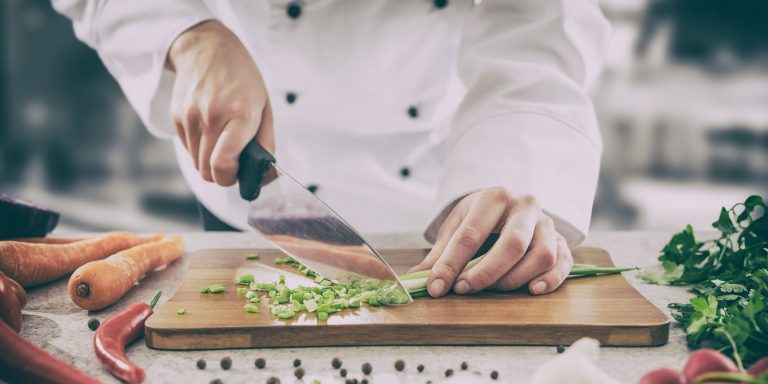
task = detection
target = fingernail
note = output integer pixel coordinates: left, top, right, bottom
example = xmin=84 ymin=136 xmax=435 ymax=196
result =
xmin=454 ymin=280 xmax=470 ymax=294
xmin=429 ymin=278 xmax=446 ymax=297
xmin=531 ymin=281 xmax=547 ymax=295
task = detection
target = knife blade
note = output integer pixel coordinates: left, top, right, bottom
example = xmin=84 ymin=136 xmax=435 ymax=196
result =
xmin=237 ymin=139 xmax=413 ymax=304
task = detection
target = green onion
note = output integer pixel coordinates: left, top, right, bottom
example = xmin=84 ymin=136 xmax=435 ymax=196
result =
xmin=176 ymin=308 xmax=186 ymax=315
xmin=237 ymin=287 xmax=248 ymax=295
xmin=278 ymin=310 xmax=295 ymax=319
xmin=243 ymin=303 xmax=260 ymax=313
xmin=245 ymin=252 xmax=261 ymax=260
xmin=235 ymin=274 xmax=255 ymax=285
xmin=274 ymin=258 xmax=284 ymax=264
xmin=201 ymin=284 xmax=225 ymax=294
xmin=317 ymin=311 xmax=329 ymax=321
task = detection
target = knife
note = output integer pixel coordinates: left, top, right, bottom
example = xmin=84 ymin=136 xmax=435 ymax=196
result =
xmin=237 ymin=139 xmax=413 ymax=304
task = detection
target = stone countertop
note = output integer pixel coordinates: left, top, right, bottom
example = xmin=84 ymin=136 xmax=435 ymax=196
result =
xmin=17 ymin=231 xmax=695 ymax=384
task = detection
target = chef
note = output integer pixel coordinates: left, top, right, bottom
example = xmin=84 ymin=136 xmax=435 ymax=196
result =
xmin=53 ymin=0 xmax=610 ymax=299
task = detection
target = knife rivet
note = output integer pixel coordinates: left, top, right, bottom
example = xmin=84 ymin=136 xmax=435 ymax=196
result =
xmin=307 ymin=184 xmax=319 ymax=193
xmin=286 ymin=92 xmax=297 ymax=104
xmin=399 ymin=167 xmax=411 ymax=178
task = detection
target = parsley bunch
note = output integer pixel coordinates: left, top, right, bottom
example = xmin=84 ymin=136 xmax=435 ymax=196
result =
xmin=639 ymin=195 xmax=768 ymax=369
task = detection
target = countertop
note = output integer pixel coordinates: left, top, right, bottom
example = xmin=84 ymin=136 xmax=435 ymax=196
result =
xmin=17 ymin=231 xmax=695 ymax=384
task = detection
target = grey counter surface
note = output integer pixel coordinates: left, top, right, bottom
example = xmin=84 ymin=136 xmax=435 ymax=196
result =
xmin=17 ymin=231 xmax=696 ymax=384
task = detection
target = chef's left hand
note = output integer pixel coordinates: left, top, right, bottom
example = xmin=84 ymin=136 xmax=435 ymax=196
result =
xmin=409 ymin=187 xmax=573 ymax=298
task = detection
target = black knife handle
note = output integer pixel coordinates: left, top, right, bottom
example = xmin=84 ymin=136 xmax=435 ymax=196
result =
xmin=237 ymin=138 xmax=275 ymax=201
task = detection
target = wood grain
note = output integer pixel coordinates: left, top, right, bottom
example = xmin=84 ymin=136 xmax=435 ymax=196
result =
xmin=145 ymin=247 xmax=669 ymax=349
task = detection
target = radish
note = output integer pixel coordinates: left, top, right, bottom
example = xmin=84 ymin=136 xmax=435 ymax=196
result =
xmin=748 ymin=356 xmax=768 ymax=376
xmin=682 ymin=349 xmax=739 ymax=381
xmin=638 ymin=368 xmax=686 ymax=384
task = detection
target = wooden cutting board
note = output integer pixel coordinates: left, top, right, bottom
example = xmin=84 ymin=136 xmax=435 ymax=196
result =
xmin=145 ymin=247 xmax=669 ymax=350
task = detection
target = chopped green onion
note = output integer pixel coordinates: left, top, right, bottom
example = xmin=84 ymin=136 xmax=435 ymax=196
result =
xmin=199 ymin=287 xmax=209 ymax=293
xmin=235 ymin=274 xmax=255 ymax=285
xmin=274 ymin=258 xmax=284 ymax=264
xmin=243 ymin=303 xmax=260 ymax=313
xmin=317 ymin=311 xmax=329 ymax=321
xmin=237 ymin=287 xmax=248 ymax=295
xmin=176 ymin=308 xmax=186 ymax=315
xmin=245 ymin=252 xmax=261 ymax=260
xmin=277 ymin=310 xmax=295 ymax=319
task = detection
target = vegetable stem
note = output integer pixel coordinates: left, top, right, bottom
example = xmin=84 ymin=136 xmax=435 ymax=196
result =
xmin=147 ymin=291 xmax=162 ymax=309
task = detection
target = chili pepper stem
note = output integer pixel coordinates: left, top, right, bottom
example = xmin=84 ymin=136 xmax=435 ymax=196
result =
xmin=690 ymin=371 xmax=755 ymax=384
xmin=76 ymin=282 xmax=91 ymax=298
xmin=147 ymin=291 xmax=162 ymax=309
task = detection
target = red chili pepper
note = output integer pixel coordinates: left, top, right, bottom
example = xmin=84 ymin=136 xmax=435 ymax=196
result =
xmin=0 ymin=317 xmax=100 ymax=384
xmin=0 ymin=270 xmax=27 ymax=332
xmin=94 ymin=291 xmax=161 ymax=384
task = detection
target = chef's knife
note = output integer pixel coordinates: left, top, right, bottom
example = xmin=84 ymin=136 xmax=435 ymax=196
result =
xmin=237 ymin=139 xmax=413 ymax=304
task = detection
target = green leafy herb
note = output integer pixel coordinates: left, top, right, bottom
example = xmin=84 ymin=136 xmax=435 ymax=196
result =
xmin=639 ymin=195 xmax=768 ymax=369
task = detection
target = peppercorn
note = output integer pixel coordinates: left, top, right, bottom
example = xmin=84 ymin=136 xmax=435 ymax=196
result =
xmin=417 ymin=364 xmax=425 ymax=373
xmin=210 ymin=380 xmax=222 ymax=384
xmin=345 ymin=380 xmax=353 ymax=384
xmin=293 ymin=358 xmax=302 ymax=367
xmin=361 ymin=380 xmax=368 ymax=384
xmin=294 ymin=367 xmax=305 ymax=379
xmin=220 ymin=357 xmax=232 ymax=370
xmin=491 ymin=370 xmax=499 ymax=380
xmin=255 ymin=357 xmax=266 ymax=369
xmin=196 ymin=358 xmax=206 ymax=370
xmin=556 ymin=345 xmax=566 ymax=353
xmin=362 ymin=362 xmax=372 ymax=375
xmin=461 ymin=361 xmax=468 ymax=370
xmin=332 ymin=357 xmax=342 ymax=369
xmin=445 ymin=369 xmax=454 ymax=377
xmin=266 ymin=377 xmax=280 ymax=384
xmin=87 ymin=318 xmax=100 ymax=331
xmin=340 ymin=368 xmax=348 ymax=377
xmin=394 ymin=359 xmax=405 ymax=371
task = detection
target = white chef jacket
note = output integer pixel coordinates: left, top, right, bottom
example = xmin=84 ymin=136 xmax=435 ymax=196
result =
xmin=53 ymin=0 xmax=610 ymax=247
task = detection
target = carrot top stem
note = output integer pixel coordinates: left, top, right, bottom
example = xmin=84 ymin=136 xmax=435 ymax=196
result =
xmin=76 ymin=283 xmax=90 ymax=298
xmin=147 ymin=291 xmax=162 ymax=309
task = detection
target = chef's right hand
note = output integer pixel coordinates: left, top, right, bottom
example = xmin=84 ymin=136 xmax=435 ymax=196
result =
xmin=165 ymin=20 xmax=275 ymax=186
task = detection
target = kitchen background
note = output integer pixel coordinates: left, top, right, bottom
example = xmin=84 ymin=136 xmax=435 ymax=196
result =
xmin=1 ymin=0 xmax=767 ymax=234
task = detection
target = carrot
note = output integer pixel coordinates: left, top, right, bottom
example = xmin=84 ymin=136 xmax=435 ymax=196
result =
xmin=0 ymin=232 xmax=162 ymax=288
xmin=11 ymin=237 xmax=85 ymax=244
xmin=68 ymin=235 xmax=184 ymax=311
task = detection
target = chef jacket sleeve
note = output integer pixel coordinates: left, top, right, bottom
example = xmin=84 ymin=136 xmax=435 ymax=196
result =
xmin=51 ymin=0 xmax=213 ymax=138
xmin=425 ymin=0 xmax=611 ymax=248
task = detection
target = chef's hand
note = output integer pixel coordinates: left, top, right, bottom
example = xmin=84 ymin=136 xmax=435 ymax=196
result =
xmin=409 ymin=188 xmax=573 ymax=298
xmin=166 ymin=20 xmax=275 ymax=186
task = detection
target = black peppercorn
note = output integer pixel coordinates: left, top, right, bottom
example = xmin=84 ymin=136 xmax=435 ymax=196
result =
xmin=557 ymin=345 xmax=566 ymax=353
xmin=87 ymin=318 xmax=100 ymax=331
xmin=417 ymin=364 xmax=425 ymax=372
xmin=220 ymin=357 xmax=232 ymax=370
xmin=491 ymin=370 xmax=499 ymax=380
xmin=293 ymin=358 xmax=301 ymax=367
xmin=255 ymin=357 xmax=266 ymax=369
xmin=361 ymin=380 xmax=368 ymax=384
xmin=294 ymin=367 xmax=305 ymax=379
xmin=461 ymin=361 xmax=468 ymax=370
xmin=210 ymin=379 xmax=223 ymax=384
xmin=340 ymin=368 xmax=348 ymax=377
xmin=267 ymin=377 xmax=281 ymax=384
xmin=196 ymin=358 xmax=206 ymax=370
xmin=445 ymin=369 xmax=454 ymax=377
xmin=362 ymin=362 xmax=372 ymax=375
xmin=394 ymin=359 xmax=405 ymax=371
xmin=332 ymin=357 xmax=342 ymax=369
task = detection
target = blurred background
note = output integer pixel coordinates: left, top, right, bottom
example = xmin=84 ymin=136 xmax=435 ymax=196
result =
xmin=1 ymin=0 xmax=767 ymax=234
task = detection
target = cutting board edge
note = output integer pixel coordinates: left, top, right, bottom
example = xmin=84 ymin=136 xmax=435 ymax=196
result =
xmin=145 ymin=321 xmax=670 ymax=350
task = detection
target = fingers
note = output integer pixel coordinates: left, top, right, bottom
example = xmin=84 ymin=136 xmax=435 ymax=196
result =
xmin=453 ymin=194 xmax=541 ymax=294
xmin=406 ymin=201 xmax=464 ymax=274
xmin=527 ymin=235 xmax=573 ymax=295
xmin=210 ymin=117 xmax=259 ymax=186
xmin=493 ymin=215 xmax=557 ymax=291
xmin=426 ymin=190 xmax=507 ymax=298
